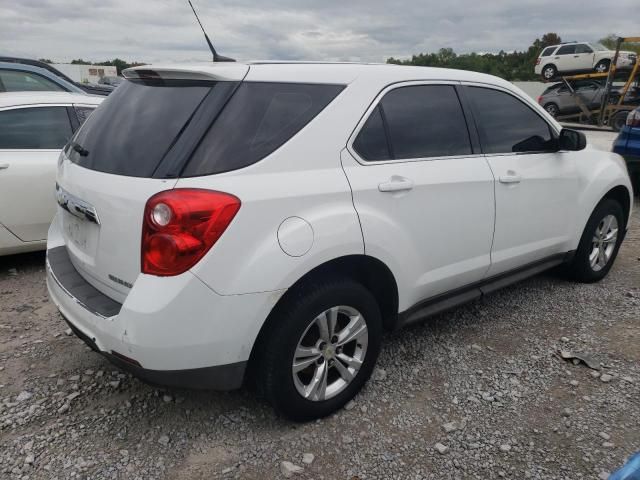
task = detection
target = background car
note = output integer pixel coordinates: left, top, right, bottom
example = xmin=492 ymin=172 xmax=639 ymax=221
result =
xmin=97 ymin=76 xmax=123 ymax=88
xmin=535 ymin=42 xmax=637 ymax=81
xmin=0 ymin=57 xmax=113 ymax=96
xmin=0 ymin=91 xmax=102 ymax=256
xmin=538 ymin=80 xmax=640 ymax=117
xmin=613 ymin=106 xmax=640 ymax=194
xmin=0 ymin=62 xmax=86 ymax=94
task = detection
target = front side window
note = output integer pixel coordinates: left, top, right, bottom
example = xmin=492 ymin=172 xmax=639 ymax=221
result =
xmin=0 ymin=69 xmax=66 ymax=92
xmin=575 ymin=44 xmax=593 ymax=54
xmin=557 ymin=45 xmax=577 ymax=55
xmin=466 ymin=87 xmax=555 ymax=154
xmin=0 ymin=106 xmax=73 ymax=149
xmin=354 ymin=84 xmax=472 ymax=161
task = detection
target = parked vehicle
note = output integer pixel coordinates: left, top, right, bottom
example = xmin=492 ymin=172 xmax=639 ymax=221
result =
xmin=0 ymin=92 xmax=102 ymax=255
xmin=97 ymin=76 xmax=123 ymax=88
xmin=0 ymin=57 xmax=113 ymax=96
xmin=535 ymin=42 xmax=637 ymax=81
xmin=613 ymin=106 xmax=640 ymax=193
xmin=0 ymin=62 xmax=85 ymax=94
xmin=538 ymin=80 xmax=640 ymax=117
xmin=47 ymin=63 xmax=633 ymax=421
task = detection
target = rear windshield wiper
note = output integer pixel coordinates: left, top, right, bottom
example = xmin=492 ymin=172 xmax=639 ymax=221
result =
xmin=69 ymin=141 xmax=89 ymax=157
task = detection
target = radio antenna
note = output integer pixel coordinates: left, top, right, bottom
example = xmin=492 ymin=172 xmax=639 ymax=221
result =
xmin=187 ymin=0 xmax=235 ymax=62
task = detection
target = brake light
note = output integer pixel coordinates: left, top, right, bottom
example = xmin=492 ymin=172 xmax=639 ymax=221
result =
xmin=535 ymin=58 xmax=541 ymax=65
xmin=627 ymin=110 xmax=640 ymax=127
xmin=537 ymin=96 xmax=543 ymax=104
xmin=141 ymin=189 xmax=241 ymax=276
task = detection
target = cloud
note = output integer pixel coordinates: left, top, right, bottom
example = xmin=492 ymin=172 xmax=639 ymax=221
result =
xmin=1 ymin=0 xmax=637 ymax=64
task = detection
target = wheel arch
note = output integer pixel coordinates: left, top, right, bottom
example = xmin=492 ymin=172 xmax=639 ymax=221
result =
xmin=246 ymin=254 xmax=399 ymax=382
xmin=602 ymin=184 xmax=632 ymax=229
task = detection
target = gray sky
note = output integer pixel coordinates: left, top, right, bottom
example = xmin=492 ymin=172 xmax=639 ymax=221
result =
xmin=1 ymin=0 xmax=638 ymax=64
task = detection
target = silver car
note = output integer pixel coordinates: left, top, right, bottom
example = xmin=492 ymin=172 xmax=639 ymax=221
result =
xmin=537 ymin=80 xmax=638 ymax=117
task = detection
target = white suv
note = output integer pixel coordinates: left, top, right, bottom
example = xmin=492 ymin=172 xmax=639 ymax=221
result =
xmin=535 ymin=42 xmax=637 ymax=80
xmin=47 ymin=63 xmax=633 ymax=421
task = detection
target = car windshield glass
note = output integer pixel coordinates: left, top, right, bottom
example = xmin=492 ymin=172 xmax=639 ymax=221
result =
xmin=592 ymin=43 xmax=608 ymax=52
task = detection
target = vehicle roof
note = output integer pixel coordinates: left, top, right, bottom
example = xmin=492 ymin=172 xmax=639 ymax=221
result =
xmin=125 ymin=62 xmax=515 ymax=90
xmin=0 ymin=91 xmax=103 ymax=108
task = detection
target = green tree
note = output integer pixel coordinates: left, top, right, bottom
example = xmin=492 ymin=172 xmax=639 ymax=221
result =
xmin=38 ymin=58 xmax=53 ymax=64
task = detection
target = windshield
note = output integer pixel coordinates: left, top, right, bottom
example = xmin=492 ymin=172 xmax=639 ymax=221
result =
xmin=591 ymin=43 xmax=609 ymax=52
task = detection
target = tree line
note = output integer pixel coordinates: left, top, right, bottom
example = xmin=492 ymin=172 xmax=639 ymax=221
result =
xmin=387 ymin=33 xmax=639 ymax=81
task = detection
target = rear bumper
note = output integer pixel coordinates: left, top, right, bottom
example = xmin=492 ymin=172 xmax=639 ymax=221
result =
xmin=46 ymin=228 xmax=284 ymax=390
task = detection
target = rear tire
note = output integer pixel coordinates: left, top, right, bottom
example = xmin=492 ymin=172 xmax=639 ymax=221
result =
xmin=544 ymin=102 xmax=560 ymax=117
xmin=255 ymin=278 xmax=382 ymax=421
xmin=542 ymin=64 xmax=557 ymax=81
xmin=611 ymin=111 xmax=629 ymax=132
xmin=566 ymin=199 xmax=624 ymax=283
xmin=594 ymin=60 xmax=611 ymax=74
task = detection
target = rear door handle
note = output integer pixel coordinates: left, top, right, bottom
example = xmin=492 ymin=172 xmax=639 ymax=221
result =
xmin=499 ymin=173 xmax=522 ymax=184
xmin=0 ymin=163 xmax=9 ymax=170
xmin=378 ymin=176 xmax=414 ymax=192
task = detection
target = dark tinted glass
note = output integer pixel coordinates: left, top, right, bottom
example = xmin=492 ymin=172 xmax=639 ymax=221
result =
xmin=353 ymin=105 xmax=390 ymax=161
xmin=0 ymin=69 xmax=65 ymax=92
xmin=0 ymin=107 xmax=72 ymax=149
xmin=467 ymin=87 xmax=555 ymax=154
xmin=379 ymin=85 xmax=471 ymax=159
xmin=67 ymin=79 xmax=211 ymax=177
xmin=541 ymin=47 xmax=556 ymax=57
xmin=74 ymin=106 xmax=95 ymax=125
xmin=184 ymin=82 xmax=344 ymax=176
xmin=575 ymin=44 xmax=593 ymax=54
xmin=557 ymin=45 xmax=576 ymax=55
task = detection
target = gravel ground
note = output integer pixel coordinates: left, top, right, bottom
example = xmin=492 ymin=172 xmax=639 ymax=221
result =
xmin=1 ymin=134 xmax=638 ymax=480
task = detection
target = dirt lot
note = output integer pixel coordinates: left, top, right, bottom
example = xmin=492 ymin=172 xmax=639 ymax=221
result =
xmin=1 ymin=137 xmax=639 ymax=479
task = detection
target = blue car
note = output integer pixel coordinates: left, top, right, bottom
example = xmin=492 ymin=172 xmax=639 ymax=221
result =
xmin=613 ymin=106 xmax=640 ymax=195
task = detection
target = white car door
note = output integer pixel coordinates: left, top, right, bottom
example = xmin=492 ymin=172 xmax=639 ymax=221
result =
xmin=463 ymin=85 xmax=580 ymax=276
xmin=574 ymin=44 xmax=596 ymax=70
xmin=0 ymin=105 xmax=75 ymax=242
xmin=342 ymin=82 xmax=495 ymax=311
xmin=554 ymin=44 xmax=578 ymax=72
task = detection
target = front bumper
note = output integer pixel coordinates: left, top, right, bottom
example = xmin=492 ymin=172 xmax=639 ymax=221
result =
xmin=46 ymin=242 xmax=284 ymax=390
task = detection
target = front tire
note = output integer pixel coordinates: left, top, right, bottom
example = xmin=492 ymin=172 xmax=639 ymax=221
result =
xmin=567 ymin=199 xmax=624 ymax=283
xmin=255 ymin=278 xmax=382 ymax=421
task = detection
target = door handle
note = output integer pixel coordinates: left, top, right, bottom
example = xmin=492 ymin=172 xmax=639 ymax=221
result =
xmin=0 ymin=163 xmax=9 ymax=170
xmin=378 ymin=176 xmax=414 ymax=192
xmin=499 ymin=173 xmax=522 ymax=184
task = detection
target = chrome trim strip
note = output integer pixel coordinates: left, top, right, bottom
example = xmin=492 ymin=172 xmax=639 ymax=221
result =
xmin=55 ymin=183 xmax=100 ymax=225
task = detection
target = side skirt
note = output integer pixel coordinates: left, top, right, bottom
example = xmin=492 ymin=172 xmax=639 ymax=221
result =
xmin=396 ymin=252 xmax=575 ymax=329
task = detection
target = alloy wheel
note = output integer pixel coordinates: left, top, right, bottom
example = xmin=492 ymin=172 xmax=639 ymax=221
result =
xmin=292 ymin=305 xmax=368 ymax=402
xmin=589 ymin=214 xmax=618 ymax=272
xmin=543 ymin=67 xmax=555 ymax=79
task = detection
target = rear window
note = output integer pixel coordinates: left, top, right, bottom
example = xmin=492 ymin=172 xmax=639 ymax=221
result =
xmin=67 ymin=79 xmax=214 ymax=177
xmin=67 ymin=79 xmax=343 ymax=178
xmin=182 ymin=82 xmax=344 ymax=176
xmin=540 ymin=46 xmax=556 ymax=57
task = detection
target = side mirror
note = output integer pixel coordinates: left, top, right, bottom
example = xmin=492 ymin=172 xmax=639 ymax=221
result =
xmin=558 ymin=128 xmax=587 ymax=151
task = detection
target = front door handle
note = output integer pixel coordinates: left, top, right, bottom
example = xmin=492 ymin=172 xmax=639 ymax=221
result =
xmin=378 ymin=176 xmax=414 ymax=192
xmin=0 ymin=163 xmax=9 ymax=170
xmin=499 ymin=172 xmax=522 ymax=184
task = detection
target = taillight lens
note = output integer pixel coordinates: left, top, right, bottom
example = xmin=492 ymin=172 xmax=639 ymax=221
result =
xmin=627 ymin=110 xmax=640 ymax=127
xmin=535 ymin=58 xmax=541 ymax=65
xmin=537 ymin=96 xmax=543 ymax=104
xmin=141 ymin=189 xmax=241 ymax=276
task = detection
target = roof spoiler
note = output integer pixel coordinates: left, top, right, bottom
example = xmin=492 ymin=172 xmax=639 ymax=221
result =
xmin=122 ymin=64 xmax=249 ymax=82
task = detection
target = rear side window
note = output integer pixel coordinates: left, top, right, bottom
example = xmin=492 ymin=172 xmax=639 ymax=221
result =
xmin=74 ymin=106 xmax=96 ymax=125
xmin=183 ymin=82 xmax=344 ymax=176
xmin=575 ymin=44 xmax=593 ymax=54
xmin=68 ymin=79 xmax=212 ymax=177
xmin=466 ymin=87 xmax=555 ymax=154
xmin=0 ymin=106 xmax=72 ymax=149
xmin=540 ymin=46 xmax=556 ymax=57
xmin=0 ymin=69 xmax=66 ymax=92
xmin=557 ymin=45 xmax=576 ymax=55
xmin=352 ymin=105 xmax=390 ymax=161
xmin=354 ymin=84 xmax=471 ymax=161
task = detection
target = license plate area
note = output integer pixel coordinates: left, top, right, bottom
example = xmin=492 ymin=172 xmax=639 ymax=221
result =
xmin=61 ymin=210 xmax=100 ymax=262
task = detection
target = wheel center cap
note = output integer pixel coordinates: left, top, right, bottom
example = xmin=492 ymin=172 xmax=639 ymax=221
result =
xmin=324 ymin=346 xmax=335 ymax=359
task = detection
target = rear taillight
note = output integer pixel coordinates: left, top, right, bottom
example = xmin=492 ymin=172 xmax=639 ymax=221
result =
xmin=141 ymin=189 xmax=241 ymax=276
xmin=627 ymin=110 xmax=640 ymax=127
xmin=535 ymin=58 xmax=541 ymax=65
xmin=537 ymin=96 xmax=543 ymax=104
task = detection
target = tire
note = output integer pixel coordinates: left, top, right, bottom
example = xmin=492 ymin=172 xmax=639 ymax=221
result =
xmin=611 ymin=111 xmax=629 ymax=132
xmin=255 ymin=278 xmax=382 ymax=421
xmin=566 ymin=198 xmax=625 ymax=283
xmin=544 ymin=102 xmax=560 ymax=117
xmin=594 ymin=60 xmax=611 ymax=74
xmin=541 ymin=64 xmax=557 ymax=81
